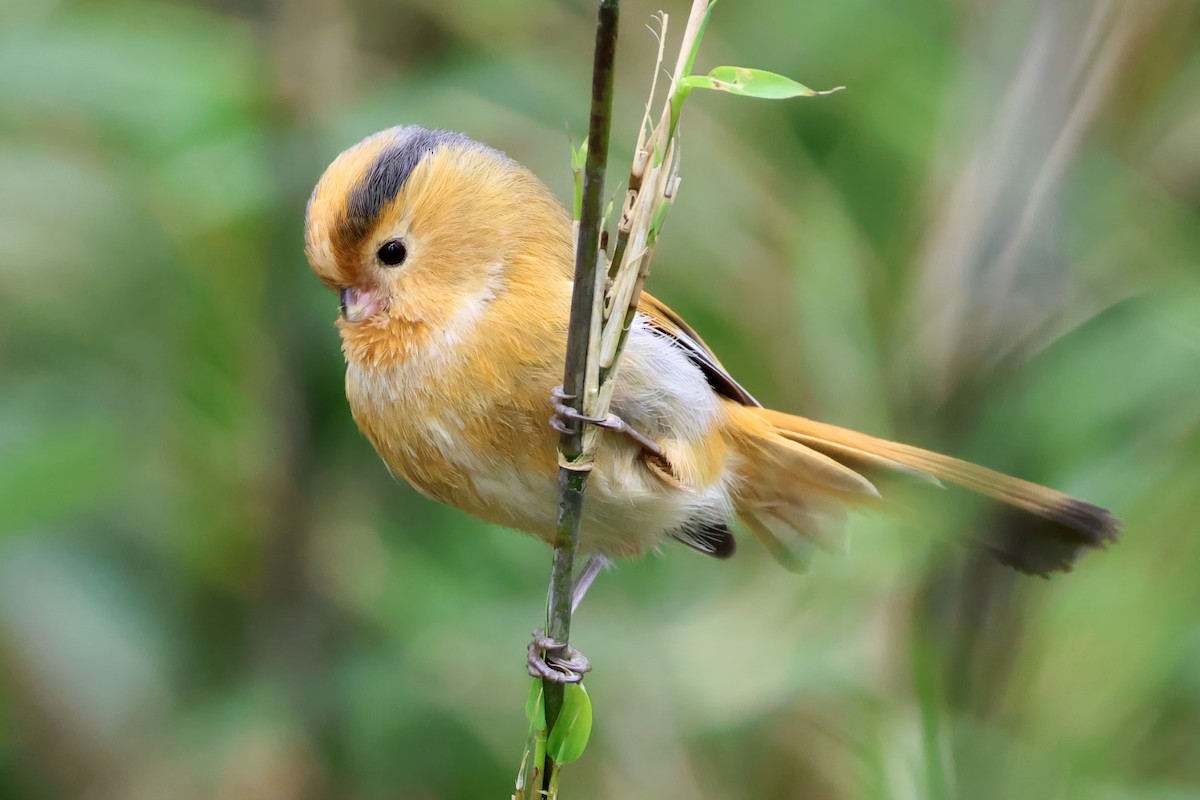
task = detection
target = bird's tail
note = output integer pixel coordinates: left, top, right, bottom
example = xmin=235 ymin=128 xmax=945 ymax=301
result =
xmin=725 ymin=404 xmax=1119 ymax=575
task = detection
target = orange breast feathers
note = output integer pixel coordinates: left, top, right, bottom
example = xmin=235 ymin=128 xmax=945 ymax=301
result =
xmin=304 ymin=125 xmax=1118 ymax=572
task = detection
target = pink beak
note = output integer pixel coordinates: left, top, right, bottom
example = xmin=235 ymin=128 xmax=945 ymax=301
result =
xmin=339 ymin=287 xmax=382 ymax=322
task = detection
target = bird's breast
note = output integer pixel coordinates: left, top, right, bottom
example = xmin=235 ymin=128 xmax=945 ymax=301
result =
xmin=342 ymin=315 xmax=562 ymax=521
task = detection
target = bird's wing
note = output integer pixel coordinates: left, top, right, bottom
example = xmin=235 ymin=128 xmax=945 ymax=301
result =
xmin=638 ymin=293 xmax=760 ymax=407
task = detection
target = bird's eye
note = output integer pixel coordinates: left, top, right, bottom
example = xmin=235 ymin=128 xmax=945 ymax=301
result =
xmin=376 ymin=239 xmax=407 ymax=266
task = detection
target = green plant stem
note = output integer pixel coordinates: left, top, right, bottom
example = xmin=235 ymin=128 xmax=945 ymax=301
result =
xmin=540 ymin=0 xmax=619 ymax=792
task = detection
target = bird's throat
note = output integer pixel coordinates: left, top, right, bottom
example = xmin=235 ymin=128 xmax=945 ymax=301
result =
xmin=338 ymin=314 xmax=429 ymax=369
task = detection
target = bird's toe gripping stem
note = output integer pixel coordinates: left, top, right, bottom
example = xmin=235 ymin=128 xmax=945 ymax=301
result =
xmin=549 ymin=386 xmax=661 ymax=456
xmin=527 ymin=629 xmax=591 ymax=684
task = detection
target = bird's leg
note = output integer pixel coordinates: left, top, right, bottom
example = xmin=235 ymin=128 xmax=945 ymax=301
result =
xmin=572 ymin=554 xmax=608 ymax=614
xmin=549 ymin=386 xmax=662 ymax=456
xmin=526 ymin=555 xmax=608 ymax=683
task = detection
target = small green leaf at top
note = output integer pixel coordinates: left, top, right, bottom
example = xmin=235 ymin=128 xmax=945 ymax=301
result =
xmin=546 ymin=683 xmax=593 ymax=765
xmin=679 ymin=66 xmax=843 ymax=100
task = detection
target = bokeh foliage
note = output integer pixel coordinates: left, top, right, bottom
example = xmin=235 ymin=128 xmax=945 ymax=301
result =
xmin=2 ymin=0 xmax=1199 ymax=797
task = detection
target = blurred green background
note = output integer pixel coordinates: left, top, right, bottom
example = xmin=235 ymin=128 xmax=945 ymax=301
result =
xmin=2 ymin=0 xmax=1199 ymax=797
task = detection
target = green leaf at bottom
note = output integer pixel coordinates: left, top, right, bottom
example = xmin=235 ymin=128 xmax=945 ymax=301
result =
xmin=546 ymin=682 xmax=593 ymax=765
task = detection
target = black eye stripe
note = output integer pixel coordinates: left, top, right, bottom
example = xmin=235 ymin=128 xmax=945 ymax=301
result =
xmin=377 ymin=239 xmax=407 ymax=266
xmin=333 ymin=126 xmax=514 ymax=256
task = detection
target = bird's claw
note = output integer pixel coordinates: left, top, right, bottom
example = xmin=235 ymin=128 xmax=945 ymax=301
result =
xmin=550 ymin=387 xmax=606 ymax=427
xmin=527 ymin=628 xmax=591 ymax=684
xmin=548 ymin=386 xmax=662 ymax=456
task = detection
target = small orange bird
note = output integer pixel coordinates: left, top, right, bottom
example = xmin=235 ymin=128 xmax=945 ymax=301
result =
xmin=305 ymin=126 xmax=1117 ymax=676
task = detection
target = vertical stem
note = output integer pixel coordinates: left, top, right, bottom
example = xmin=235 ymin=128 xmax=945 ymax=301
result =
xmin=542 ymin=0 xmax=619 ymax=782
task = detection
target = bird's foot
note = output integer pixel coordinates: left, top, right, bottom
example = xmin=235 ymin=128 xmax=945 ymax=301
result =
xmin=527 ymin=629 xmax=591 ymax=684
xmin=549 ymin=386 xmax=661 ymax=456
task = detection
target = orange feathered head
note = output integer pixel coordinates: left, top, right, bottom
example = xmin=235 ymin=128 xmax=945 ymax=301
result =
xmin=304 ymin=126 xmax=572 ymax=337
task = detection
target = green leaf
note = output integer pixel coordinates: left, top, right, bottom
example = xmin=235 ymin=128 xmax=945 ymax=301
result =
xmin=571 ymin=136 xmax=588 ymax=220
xmin=678 ymin=0 xmax=718 ymax=80
xmin=525 ymin=678 xmax=547 ymax=730
xmin=679 ymin=66 xmax=843 ymax=100
xmin=545 ymin=682 xmax=592 ymax=765
xmin=571 ymin=137 xmax=589 ymax=172
xmin=647 ymin=194 xmax=674 ymax=247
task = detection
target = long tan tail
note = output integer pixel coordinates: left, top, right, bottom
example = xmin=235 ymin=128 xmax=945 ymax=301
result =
xmin=727 ymin=405 xmax=1120 ymax=575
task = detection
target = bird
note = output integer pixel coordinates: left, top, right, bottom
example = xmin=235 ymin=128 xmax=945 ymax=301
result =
xmin=304 ymin=125 xmax=1119 ymax=680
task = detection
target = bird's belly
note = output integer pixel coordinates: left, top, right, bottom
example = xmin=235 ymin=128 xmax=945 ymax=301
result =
xmin=348 ymin=375 xmax=725 ymax=557
xmin=343 ymin=313 xmax=736 ymax=559
xmin=462 ymin=448 xmax=723 ymax=559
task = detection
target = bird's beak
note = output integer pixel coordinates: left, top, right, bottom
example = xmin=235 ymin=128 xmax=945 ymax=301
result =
xmin=339 ymin=287 xmax=382 ymax=322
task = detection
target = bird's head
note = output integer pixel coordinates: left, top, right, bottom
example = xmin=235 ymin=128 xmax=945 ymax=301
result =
xmin=304 ymin=126 xmax=572 ymax=361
